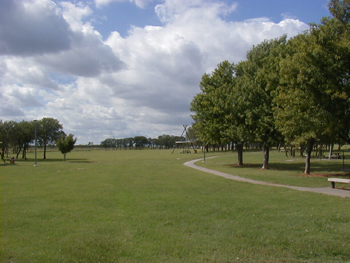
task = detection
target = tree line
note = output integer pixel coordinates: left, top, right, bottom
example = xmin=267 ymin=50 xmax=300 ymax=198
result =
xmin=100 ymin=129 xmax=197 ymax=150
xmin=0 ymin=117 xmax=76 ymax=161
xmin=190 ymin=0 xmax=349 ymax=174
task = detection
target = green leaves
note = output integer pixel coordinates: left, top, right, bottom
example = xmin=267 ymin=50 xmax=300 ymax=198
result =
xmin=191 ymin=60 xmax=236 ymax=145
xmin=191 ymin=3 xmax=350 ymax=173
xmin=275 ymin=15 xmax=349 ymax=148
xmin=56 ymin=133 xmax=77 ymax=161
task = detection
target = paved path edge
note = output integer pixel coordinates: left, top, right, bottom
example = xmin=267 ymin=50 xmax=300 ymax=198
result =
xmin=184 ymin=158 xmax=350 ymax=198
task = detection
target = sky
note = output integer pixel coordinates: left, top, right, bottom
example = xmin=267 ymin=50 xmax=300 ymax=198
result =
xmin=0 ymin=0 xmax=331 ymax=145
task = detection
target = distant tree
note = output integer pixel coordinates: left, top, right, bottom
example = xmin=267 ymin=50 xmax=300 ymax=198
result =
xmin=187 ymin=126 xmax=199 ymax=144
xmin=101 ymin=138 xmax=117 ymax=148
xmin=11 ymin=121 xmax=34 ymax=159
xmin=158 ymin=134 xmax=177 ymax=149
xmin=37 ymin=118 xmax=63 ymax=159
xmin=56 ymin=133 xmax=77 ymax=161
xmin=133 ymin=136 xmax=149 ymax=149
xmin=0 ymin=120 xmax=16 ymax=162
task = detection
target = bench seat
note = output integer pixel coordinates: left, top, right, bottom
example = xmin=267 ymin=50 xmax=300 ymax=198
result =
xmin=327 ymin=178 xmax=350 ymax=188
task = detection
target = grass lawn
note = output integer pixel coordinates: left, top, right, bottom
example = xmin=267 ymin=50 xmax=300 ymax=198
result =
xmin=1 ymin=149 xmax=349 ymax=262
xmin=196 ymin=150 xmax=350 ymax=188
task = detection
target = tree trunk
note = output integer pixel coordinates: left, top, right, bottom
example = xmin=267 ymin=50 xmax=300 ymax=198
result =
xmin=1 ymin=150 xmax=5 ymax=163
xmin=291 ymin=146 xmax=295 ymax=157
xmin=304 ymin=140 xmax=315 ymax=174
xmin=22 ymin=146 xmax=27 ymax=160
xmin=64 ymin=153 xmax=66 ymax=162
xmin=16 ymin=146 xmax=22 ymax=159
xmin=262 ymin=146 xmax=270 ymax=169
xmin=300 ymin=145 xmax=304 ymax=157
xmin=328 ymin=144 xmax=334 ymax=160
xmin=236 ymin=143 xmax=243 ymax=166
xmin=43 ymin=144 xmax=47 ymax=159
xmin=317 ymin=144 xmax=322 ymax=158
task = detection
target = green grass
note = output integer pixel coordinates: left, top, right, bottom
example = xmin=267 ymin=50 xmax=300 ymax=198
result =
xmin=196 ymin=150 xmax=350 ymax=188
xmin=1 ymin=150 xmax=349 ymax=262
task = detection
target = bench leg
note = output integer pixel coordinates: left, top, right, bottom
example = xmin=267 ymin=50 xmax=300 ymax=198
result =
xmin=331 ymin=182 xmax=335 ymax=188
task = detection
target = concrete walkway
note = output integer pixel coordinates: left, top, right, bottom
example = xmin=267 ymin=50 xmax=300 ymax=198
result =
xmin=184 ymin=158 xmax=350 ymax=198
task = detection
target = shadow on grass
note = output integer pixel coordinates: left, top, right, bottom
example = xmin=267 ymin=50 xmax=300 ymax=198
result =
xmin=0 ymin=163 xmax=13 ymax=166
xmin=1 ymin=158 xmax=94 ymax=164
xmin=224 ymin=161 xmax=350 ymax=178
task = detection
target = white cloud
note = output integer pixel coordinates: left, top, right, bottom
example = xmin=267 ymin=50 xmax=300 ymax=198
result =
xmin=0 ymin=0 xmax=310 ymax=144
xmin=95 ymin=0 xmax=155 ymax=9
xmin=2 ymin=57 xmax=59 ymax=90
xmin=155 ymin=0 xmax=238 ymax=24
xmin=0 ymin=0 xmax=72 ymax=56
xmin=60 ymin=1 xmax=93 ymax=31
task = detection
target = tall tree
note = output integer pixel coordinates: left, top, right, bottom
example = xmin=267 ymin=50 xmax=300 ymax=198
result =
xmin=56 ymin=133 xmax=77 ymax=161
xmin=328 ymin=0 xmax=350 ymax=27
xmin=37 ymin=118 xmax=63 ymax=159
xmin=274 ymin=15 xmax=350 ymax=174
xmin=234 ymin=36 xmax=287 ymax=169
xmin=191 ymin=61 xmax=245 ymax=163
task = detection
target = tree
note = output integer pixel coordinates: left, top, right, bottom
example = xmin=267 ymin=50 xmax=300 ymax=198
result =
xmin=11 ymin=121 xmax=34 ymax=159
xmin=56 ymin=133 xmax=77 ymax=161
xmin=234 ymin=36 xmax=287 ymax=169
xmin=191 ymin=61 xmax=247 ymax=164
xmin=0 ymin=120 xmax=16 ymax=162
xmin=157 ymin=134 xmax=177 ymax=149
xmin=133 ymin=136 xmax=149 ymax=149
xmin=274 ymin=15 xmax=350 ymax=174
xmin=328 ymin=0 xmax=350 ymax=27
xmin=101 ymin=138 xmax=117 ymax=149
xmin=37 ymin=118 xmax=63 ymax=159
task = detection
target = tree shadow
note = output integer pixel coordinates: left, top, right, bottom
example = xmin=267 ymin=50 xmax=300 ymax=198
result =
xmin=224 ymin=161 xmax=350 ymax=177
xmin=3 ymin=158 xmax=94 ymax=164
xmin=0 ymin=163 xmax=13 ymax=166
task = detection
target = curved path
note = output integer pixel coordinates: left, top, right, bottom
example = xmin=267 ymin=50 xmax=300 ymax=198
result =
xmin=184 ymin=158 xmax=349 ymax=198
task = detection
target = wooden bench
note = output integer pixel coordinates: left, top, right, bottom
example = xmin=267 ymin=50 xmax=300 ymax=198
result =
xmin=327 ymin=178 xmax=350 ymax=188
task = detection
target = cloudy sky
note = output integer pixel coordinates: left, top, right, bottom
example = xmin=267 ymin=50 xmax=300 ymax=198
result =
xmin=0 ymin=0 xmax=330 ymax=144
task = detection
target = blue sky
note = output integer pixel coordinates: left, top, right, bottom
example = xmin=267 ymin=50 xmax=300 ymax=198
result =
xmin=0 ymin=0 xmax=331 ymax=144
xmin=91 ymin=0 xmax=330 ymax=38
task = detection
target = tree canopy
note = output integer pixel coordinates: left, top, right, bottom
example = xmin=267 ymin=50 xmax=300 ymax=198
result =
xmin=37 ymin=117 xmax=64 ymax=159
xmin=56 ymin=133 xmax=77 ymax=161
xmin=0 ymin=117 xmax=66 ymax=161
xmin=190 ymin=0 xmax=350 ymax=174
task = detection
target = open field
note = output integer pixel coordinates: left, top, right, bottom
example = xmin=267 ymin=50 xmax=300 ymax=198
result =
xmin=1 ymin=149 xmax=349 ymax=262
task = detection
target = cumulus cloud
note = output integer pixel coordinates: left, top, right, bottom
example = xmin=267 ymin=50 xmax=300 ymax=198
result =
xmin=0 ymin=0 xmax=72 ymax=56
xmin=95 ymin=0 xmax=155 ymax=9
xmin=3 ymin=57 xmax=59 ymax=90
xmin=155 ymin=0 xmax=238 ymax=23
xmin=0 ymin=0 xmax=310 ymax=144
xmin=37 ymin=28 xmax=125 ymax=77
xmin=60 ymin=1 xmax=93 ymax=31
